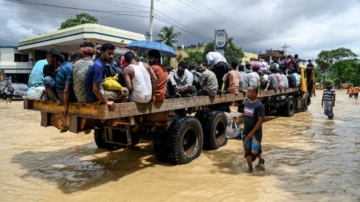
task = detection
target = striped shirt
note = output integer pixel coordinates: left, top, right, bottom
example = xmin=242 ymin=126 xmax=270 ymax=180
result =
xmin=323 ymin=89 xmax=335 ymax=101
xmin=55 ymin=62 xmax=73 ymax=93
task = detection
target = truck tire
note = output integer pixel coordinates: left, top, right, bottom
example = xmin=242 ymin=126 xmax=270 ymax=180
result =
xmin=285 ymin=99 xmax=295 ymax=117
xmin=166 ymin=116 xmax=203 ymax=165
xmin=202 ymin=111 xmax=228 ymax=150
xmin=153 ymin=128 xmax=168 ymax=162
xmin=94 ymin=128 xmax=122 ymax=150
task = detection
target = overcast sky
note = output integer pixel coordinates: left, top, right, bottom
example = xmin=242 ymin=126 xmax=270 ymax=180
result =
xmin=1 ymin=0 xmax=360 ymax=60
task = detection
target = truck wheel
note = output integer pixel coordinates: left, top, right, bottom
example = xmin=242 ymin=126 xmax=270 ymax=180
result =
xmin=285 ymin=99 xmax=295 ymax=117
xmin=153 ymin=128 xmax=168 ymax=162
xmin=94 ymin=128 xmax=122 ymax=150
xmin=203 ymin=111 xmax=228 ymax=150
xmin=166 ymin=116 xmax=203 ymax=165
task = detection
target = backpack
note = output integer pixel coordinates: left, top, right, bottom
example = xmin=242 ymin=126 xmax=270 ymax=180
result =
xmin=105 ymin=61 xmax=125 ymax=87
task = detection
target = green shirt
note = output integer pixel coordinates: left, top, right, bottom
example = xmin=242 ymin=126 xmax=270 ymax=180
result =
xmin=200 ymin=69 xmax=218 ymax=96
xmin=73 ymin=58 xmax=93 ymax=103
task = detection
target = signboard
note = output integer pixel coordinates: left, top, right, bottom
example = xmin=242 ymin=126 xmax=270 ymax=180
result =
xmin=215 ymin=30 xmax=228 ymax=48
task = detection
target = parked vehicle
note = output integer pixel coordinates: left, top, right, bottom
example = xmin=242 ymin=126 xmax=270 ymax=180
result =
xmin=1 ymin=83 xmax=28 ymax=100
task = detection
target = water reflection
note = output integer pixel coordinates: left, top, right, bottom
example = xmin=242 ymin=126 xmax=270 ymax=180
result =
xmin=1 ymin=91 xmax=359 ymax=201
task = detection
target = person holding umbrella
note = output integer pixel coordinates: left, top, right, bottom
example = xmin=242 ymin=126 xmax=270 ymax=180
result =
xmin=147 ymin=49 xmax=168 ymax=102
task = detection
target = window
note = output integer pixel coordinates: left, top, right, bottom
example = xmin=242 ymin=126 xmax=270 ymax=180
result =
xmin=14 ymin=54 xmax=21 ymax=62
xmin=14 ymin=54 xmax=29 ymax=62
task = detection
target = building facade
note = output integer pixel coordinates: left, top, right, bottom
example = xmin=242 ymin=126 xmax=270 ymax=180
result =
xmin=0 ymin=24 xmax=145 ymax=83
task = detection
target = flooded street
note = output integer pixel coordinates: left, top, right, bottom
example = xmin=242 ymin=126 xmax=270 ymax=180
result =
xmin=0 ymin=90 xmax=359 ymax=202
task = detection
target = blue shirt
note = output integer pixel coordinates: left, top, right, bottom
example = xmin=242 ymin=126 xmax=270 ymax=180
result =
xmin=55 ymin=62 xmax=73 ymax=93
xmin=85 ymin=58 xmax=106 ymax=103
xmin=28 ymin=59 xmax=48 ymax=87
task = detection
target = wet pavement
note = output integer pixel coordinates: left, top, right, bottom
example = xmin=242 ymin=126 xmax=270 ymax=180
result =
xmin=0 ymin=90 xmax=359 ymax=202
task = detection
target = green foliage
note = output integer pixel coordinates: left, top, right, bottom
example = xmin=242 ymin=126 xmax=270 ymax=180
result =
xmin=203 ymin=38 xmax=244 ymax=65
xmin=183 ymin=51 xmax=203 ymax=65
xmin=162 ymin=57 xmax=170 ymax=66
xmin=60 ymin=13 xmax=98 ymax=29
xmin=156 ymin=26 xmax=181 ymax=49
xmin=315 ymin=47 xmax=359 ymax=88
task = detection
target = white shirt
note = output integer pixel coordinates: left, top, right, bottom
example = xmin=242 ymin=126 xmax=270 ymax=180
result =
xmin=206 ymin=52 xmax=227 ymax=66
xmin=248 ymin=72 xmax=260 ymax=87
xmin=261 ymin=61 xmax=269 ymax=69
xmin=128 ymin=62 xmax=152 ymax=103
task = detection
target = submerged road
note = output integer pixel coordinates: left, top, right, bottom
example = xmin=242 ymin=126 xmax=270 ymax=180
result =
xmin=0 ymin=90 xmax=359 ymax=202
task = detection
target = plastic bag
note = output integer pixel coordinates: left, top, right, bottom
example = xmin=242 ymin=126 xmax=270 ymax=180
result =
xmin=102 ymin=74 xmax=123 ymax=91
xmin=226 ymin=120 xmax=242 ymax=139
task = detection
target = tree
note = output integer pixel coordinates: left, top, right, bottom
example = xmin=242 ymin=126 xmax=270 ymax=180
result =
xmin=315 ymin=50 xmax=333 ymax=85
xmin=156 ymin=26 xmax=181 ymax=49
xmin=203 ymin=38 xmax=244 ymax=65
xmin=327 ymin=48 xmax=358 ymax=88
xmin=183 ymin=51 xmax=203 ymax=65
xmin=60 ymin=13 xmax=98 ymax=29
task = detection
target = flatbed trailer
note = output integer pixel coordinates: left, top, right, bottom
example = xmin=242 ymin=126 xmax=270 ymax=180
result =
xmin=24 ymin=66 xmax=315 ymax=165
xmin=23 ymin=87 xmax=309 ymax=164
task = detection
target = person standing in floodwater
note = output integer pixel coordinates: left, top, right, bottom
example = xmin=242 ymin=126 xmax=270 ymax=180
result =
xmin=347 ymin=86 xmax=353 ymax=98
xmin=233 ymin=85 xmax=265 ymax=173
xmin=322 ymin=83 xmax=336 ymax=119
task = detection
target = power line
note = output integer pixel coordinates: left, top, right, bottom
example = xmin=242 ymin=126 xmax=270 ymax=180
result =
xmin=5 ymin=0 xmax=149 ymax=16
xmin=188 ymin=0 xmax=312 ymax=58
xmin=186 ymin=0 xmax=284 ymax=45
xmin=0 ymin=9 xmax=149 ymax=24
xmin=154 ymin=10 xmax=212 ymax=41
xmin=154 ymin=15 xmax=207 ymax=43
xmin=157 ymin=0 xmax=263 ymax=50
xmin=177 ymin=0 xmax=277 ymax=47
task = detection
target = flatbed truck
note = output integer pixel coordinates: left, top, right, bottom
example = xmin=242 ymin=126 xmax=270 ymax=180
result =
xmin=23 ymin=66 xmax=315 ymax=165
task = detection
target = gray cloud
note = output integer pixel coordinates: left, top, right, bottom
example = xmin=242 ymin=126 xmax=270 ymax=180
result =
xmin=0 ymin=0 xmax=359 ymax=60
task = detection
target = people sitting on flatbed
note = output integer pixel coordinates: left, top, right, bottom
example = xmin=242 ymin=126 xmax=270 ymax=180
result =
xmin=197 ymin=62 xmax=218 ymax=96
xmin=264 ymin=67 xmax=279 ymax=91
xmin=55 ymin=52 xmax=82 ymax=116
xmin=40 ymin=50 xmax=63 ymax=105
xmin=73 ymin=42 xmax=96 ymax=103
xmin=147 ymin=50 xmax=168 ymax=102
xmin=222 ymin=61 xmax=240 ymax=95
xmin=27 ymin=40 xmax=312 ymax=116
xmin=123 ymin=51 xmax=158 ymax=103
xmin=287 ymin=70 xmax=297 ymax=88
xmin=238 ymin=64 xmax=249 ymax=93
xmin=167 ymin=61 xmax=197 ymax=97
xmin=84 ymin=43 xmax=117 ymax=110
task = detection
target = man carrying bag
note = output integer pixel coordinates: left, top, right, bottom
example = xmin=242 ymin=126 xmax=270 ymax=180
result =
xmin=233 ymin=85 xmax=265 ymax=173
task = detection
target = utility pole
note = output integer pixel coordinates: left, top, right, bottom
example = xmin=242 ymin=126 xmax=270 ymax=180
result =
xmin=281 ymin=43 xmax=289 ymax=55
xmin=149 ymin=0 xmax=154 ymax=41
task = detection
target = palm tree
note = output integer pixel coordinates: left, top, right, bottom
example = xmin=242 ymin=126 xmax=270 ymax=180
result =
xmin=156 ymin=26 xmax=181 ymax=49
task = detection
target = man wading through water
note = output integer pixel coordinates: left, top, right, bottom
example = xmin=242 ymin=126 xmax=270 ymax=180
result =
xmin=233 ymin=86 xmax=265 ymax=173
xmin=322 ymin=83 xmax=336 ymax=119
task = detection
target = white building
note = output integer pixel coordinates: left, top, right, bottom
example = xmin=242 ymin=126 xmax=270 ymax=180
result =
xmin=0 ymin=24 xmax=145 ymax=83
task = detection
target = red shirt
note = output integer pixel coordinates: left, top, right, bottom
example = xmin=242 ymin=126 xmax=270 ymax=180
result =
xmin=286 ymin=58 xmax=293 ymax=69
xmin=151 ymin=63 xmax=168 ymax=102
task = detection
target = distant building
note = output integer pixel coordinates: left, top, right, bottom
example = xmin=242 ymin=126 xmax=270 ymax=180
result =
xmin=241 ymin=51 xmax=259 ymax=65
xmin=0 ymin=24 xmax=145 ymax=83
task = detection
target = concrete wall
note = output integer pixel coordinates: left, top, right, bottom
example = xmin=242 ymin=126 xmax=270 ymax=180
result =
xmin=0 ymin=47 xmax=33 ymax=74
xmin=241 ymin=52 xmax=259 ymax=65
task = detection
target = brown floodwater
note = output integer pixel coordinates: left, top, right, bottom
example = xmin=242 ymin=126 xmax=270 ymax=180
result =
xmin=0 ymin=90 xmax=359 ymax=202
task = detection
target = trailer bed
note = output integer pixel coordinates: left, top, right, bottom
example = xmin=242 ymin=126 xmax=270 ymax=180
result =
xmin=23 ymin=88 xmax=298 ymax=119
